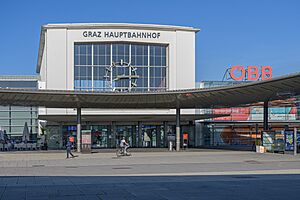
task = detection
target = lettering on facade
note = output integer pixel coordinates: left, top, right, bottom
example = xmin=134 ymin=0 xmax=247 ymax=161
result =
xmin=82 ymin=31 xmax=161 ymax=39
xmin=225 ymin=66 xmax=273 ymax=81
xmin=223 ymin=65 xmax=273 ymax=81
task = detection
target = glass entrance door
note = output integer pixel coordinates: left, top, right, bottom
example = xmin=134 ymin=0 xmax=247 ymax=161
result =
xmin=91 ymin=125 xmax=111 ymax=148
xmin=143 ymin=125 xmax=157 ymax=147
xmin=116 ymin=125 xmax=137 ymax=147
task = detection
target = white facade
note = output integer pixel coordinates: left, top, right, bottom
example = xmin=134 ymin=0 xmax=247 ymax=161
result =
xmin=37 ymin=23 xmax=199 ymax=117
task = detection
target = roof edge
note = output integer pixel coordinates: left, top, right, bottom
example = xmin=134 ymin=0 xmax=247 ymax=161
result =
xmin=36 ymin=27 xmax=46 ymax=74
xmin=42 ymin=23 xmax=200 ymax=32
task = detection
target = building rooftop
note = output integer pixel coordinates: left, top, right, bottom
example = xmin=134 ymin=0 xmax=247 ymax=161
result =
xmin=42 ymin=23 xmax=200 ymax=32
xmin=36 ymin=23 xmax=200 ymax=73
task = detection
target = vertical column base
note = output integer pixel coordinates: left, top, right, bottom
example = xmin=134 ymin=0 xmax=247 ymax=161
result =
xmin=294 ymin=127 xmax=297 ymax=156
xmin=163 ymin=122 xmax=168 ymax=148
xmin=138 ymin=122 xmax=142 ymax=148
xmin=77 ymin=108 xmax=81 ymax=153
xmin=77 ymin=124 xmax=81 ymax=153
xmin=112 ymin=122 xmax=116 ymax=148
xmin=176 ymin=108 xmax=181 ymax=151
xmin=176 ymin=127 xmax=180 ymax=151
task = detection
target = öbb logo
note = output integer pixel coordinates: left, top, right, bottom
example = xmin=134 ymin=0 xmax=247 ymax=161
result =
xmin=230 ymin=66 xmax=272 ymax=81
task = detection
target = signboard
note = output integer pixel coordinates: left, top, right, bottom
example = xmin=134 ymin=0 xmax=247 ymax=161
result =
xmin=81 ymin=130 xmax=92 ymax=153
xmin=82 ymin=130 xmax=91 ymax=145
xmin=262 ymin=131 xmax=275 ymax=152
xmin=250 ymin=107 xmax=297 ymax=121
xmin=285 ymin=130 xmax=294 ymax=151
xmin=229 ymin=66 xmax=272 ymax=81
xmin=82 ymin=31 xmax=161 ymax=39
xmin=213 ymin=107 xmax=250 ymax=121
xmin=284 ymin=130 xmax=300 ymax=151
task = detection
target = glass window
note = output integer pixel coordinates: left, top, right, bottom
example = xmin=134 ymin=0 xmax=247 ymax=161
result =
xmin=11 ymin=112 xmax=31 ymax=118
xmin=10 ymin=106 xmax=31 ymax=111
xmin=112 ymin=44 xmax=129 ymax=63
xmin=0 ymin=106 xmax=9 ymax=111
xmin=0 ymin=119 xmax=9 ymax=126
xmin=131 ymin=44 xmax=148 ymax=66
xmin=74 ymin=43 xmax=167 ymax=91
xmin=11 ymin=119 xmax=31 ymax=126
xmin=11 ymin=126 xmax=25 ymax=133
xmin=0 ymin=111 xmax=9 ymax=118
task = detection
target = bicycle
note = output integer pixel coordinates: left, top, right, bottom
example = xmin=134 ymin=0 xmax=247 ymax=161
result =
xmin=116 ymin=146 xmax=131 ymax=157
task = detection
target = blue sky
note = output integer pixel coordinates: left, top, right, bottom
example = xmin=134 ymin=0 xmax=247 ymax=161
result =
xmin=0 ymin=0 xmax=299 ymax=81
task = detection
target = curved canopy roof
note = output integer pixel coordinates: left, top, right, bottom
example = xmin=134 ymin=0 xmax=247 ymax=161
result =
xmin=0 ymin=73 xmax=299 ymax=109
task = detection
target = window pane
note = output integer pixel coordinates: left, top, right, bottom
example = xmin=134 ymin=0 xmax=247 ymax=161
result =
xmin=162 ymin=56 xmax=166 ymax=66
xmin=11 ymin=119 xmax=31 ymax=126
xmin=11 ymin=106 xmax=31 ymax=111
xmin=11 ymin=112 xmax=31 ymax=118
xmin=0 ymin=111 xmax=9 ymax=118
xmin=0 ymin=106 xmax=9 ymax=111
xmin=0 ymin=119 xmax=9 ymax=126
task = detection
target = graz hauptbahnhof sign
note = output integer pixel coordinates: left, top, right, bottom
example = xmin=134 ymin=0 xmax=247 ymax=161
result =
xmin=82 ymin=31 xmax=161 ymax=39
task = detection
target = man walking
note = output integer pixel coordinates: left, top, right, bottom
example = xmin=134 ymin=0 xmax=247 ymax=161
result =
xmin=66 ymin=140 xmax=75 ymax=159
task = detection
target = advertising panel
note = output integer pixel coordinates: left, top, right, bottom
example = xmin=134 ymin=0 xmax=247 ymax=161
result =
xmin=213 ymin=107 xmax=250 ymax=121
xmin=285 ymin=130 xmax=294 ymax=151
xmin=262 ymin=131 xmax=275 ymax=152
xmin=250 ymin=107 xmax=296 ymax=121
xmin=284 ymin=130 xmax=300 ymax=151
xmin=82 ymin=130 xmax=92 ymax=145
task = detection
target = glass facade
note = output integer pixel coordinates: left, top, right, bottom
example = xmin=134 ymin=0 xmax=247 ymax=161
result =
xmin=196 ymin=81 xmax=300 ymax=149
xmin=74 ymin=43 xmax=168 ymax=92
xmin=47 ymin=123 xmax=194 ymax=150
xmin=0 ymin=77 xmax=38 ymax=140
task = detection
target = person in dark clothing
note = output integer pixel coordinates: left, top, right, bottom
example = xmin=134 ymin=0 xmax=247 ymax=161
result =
xmin=66 ymin=141 xmax=75 ymax=159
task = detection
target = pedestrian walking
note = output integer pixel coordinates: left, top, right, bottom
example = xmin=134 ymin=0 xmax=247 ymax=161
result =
xmin=66 ymin=140 xmax=75 ymax=159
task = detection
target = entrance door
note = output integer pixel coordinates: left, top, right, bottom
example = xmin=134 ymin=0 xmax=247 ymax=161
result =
xmin=143 ymin=125 xmax=157 ymax=147
xmin=116 ymin=125 xmax=136 ymax=147
xmin=91 ymin=125 xmax=111 ymax=148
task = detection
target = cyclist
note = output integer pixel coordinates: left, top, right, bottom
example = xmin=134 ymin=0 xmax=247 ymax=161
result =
xmin=120 ymin=137 xmax=129 ymax=154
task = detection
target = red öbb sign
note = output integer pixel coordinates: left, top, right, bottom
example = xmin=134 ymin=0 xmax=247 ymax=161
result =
xmin=230 ymin=66 xmax=272 ymax=81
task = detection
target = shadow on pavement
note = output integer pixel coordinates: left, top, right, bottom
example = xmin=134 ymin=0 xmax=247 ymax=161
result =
xmin=0 ymin=174 xmax=300 ymax=200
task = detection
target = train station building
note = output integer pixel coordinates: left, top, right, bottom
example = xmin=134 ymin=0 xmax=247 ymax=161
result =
xmin=36 ymin=23 xmax=200 ymax=149
xmin=0 ymin=23 xmax=300 ymax=151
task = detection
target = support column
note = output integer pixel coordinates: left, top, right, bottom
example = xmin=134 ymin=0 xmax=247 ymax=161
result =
xmin=59 ymin=123 xmax=63 ymax=149
xmin=112 ymin=121 xmax=116 ymax=148
xmin=262 ymin=101 xmax=269 ymax=146
xmin=163 ymin=122 xmax=168 ymax=148
xmin=263 ymin=101 xmax=269 ymax=130
xmin=212 ymin=124 xmax=215 ymax=146
xmin=176 ymin=108 xmax=181 ymax=151
xmin=138 ymin=122 xmax=143 ymax=147
xmin=156 ymin=125 xmax=161 ymax=147
xmin=131 ymin=125 xmax=134 ymax=147
xmin=77 ymin=108 xmax=81 ymax=153
xmin=189 ymin=121 xmax=193 ymax=147
xmin=294 ymin=127 xmax=297 ymax=156
xmin=255 ymin=123 xmax=259 ymax=145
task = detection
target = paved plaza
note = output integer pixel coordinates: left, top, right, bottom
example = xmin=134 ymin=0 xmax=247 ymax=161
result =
xmin=0 ymin=150 xmax=300 ymax=199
